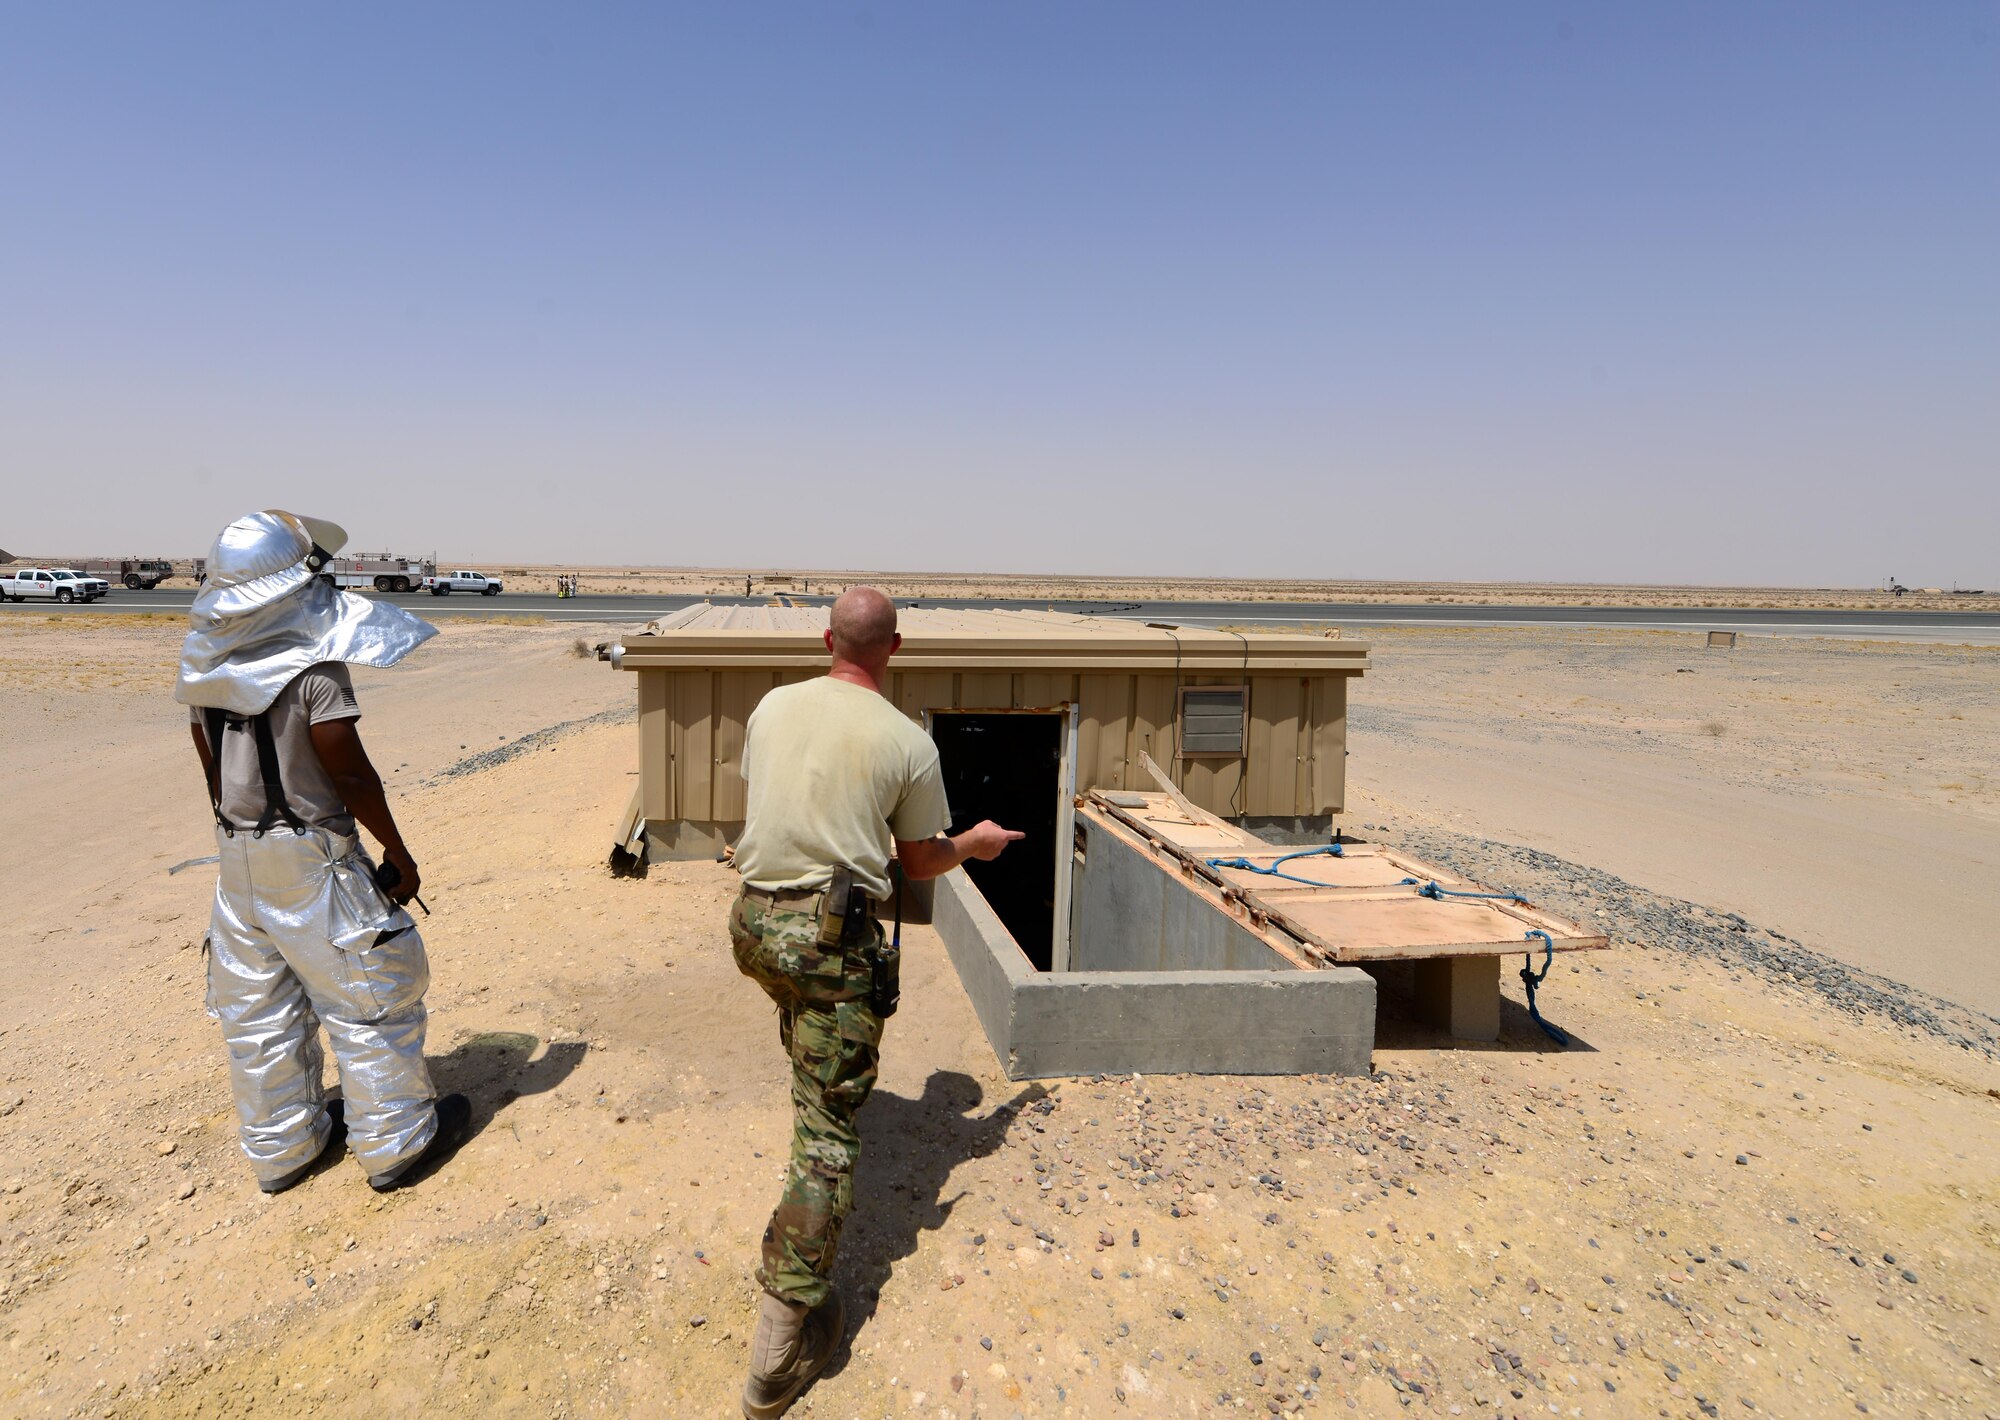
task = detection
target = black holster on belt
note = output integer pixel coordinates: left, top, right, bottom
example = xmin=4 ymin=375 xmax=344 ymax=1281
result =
xmin=817 ymin=867 xmax=900 ymax=1019
xmin=871 ymin=870 xmax=902 ymax=1019
xmin=815 ymin=868 xmax=867 ymax=947
xmin=870 ymin=936 xmax=900 ymax=1020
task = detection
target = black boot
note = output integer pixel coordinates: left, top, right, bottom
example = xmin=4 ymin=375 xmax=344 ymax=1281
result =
xmin=367 ymin=1094 xmax=472 ymax=1192
xmin=741 ymin=1289 xmax=843 ymax=1419
xmin=260 ymin=1098 xmax=347 ymax=1195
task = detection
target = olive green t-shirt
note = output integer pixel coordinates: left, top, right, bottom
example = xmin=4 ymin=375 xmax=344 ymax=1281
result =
xmin=735 ymin=676 xmax=951 ymax=901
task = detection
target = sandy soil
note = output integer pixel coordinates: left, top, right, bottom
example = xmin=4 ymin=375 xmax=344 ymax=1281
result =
xmin=1 ymin=617 xmax=1996 ymax=1420
xmin=1346 ymin=629 xmax=2000 ymax=1016
xmin=427 ymin=569 xmax=2000 ymax=614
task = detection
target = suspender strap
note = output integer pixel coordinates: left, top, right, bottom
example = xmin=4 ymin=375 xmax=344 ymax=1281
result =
xmin=249 ymin=711 xmax=308 ymax=834
xmin=200 ymin=709 xmax=228 ymax=829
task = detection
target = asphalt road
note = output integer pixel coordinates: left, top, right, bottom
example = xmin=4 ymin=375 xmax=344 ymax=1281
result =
xmin=9 ymin=587 xmax=1998 ymax=642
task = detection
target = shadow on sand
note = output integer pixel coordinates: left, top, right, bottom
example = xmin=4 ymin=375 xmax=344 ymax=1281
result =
xmin=430 ymin=1030 xmax=590 ymax=1142
xmin=823 ymin=1070 xmax=1046 ymax=1368
xmin=278 ymin=1031 xmax=585 ymax=1194
xmin=1372 ymin=992 xmax=1598 ymax=1054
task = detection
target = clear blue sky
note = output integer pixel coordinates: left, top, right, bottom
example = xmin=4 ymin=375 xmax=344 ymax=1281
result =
xmin=3 ymin=4 xmax=1994 ymax=585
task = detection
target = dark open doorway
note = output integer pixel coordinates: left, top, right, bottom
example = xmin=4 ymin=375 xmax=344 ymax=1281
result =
xmin=930 ymin=711 xmax=1063 ymax=971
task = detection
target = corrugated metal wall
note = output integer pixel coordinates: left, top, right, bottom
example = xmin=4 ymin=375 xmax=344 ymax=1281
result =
xmin=637 ymin=667 xmax=1349 ymax=825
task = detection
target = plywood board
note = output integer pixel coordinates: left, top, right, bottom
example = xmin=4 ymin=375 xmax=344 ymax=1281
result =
xmin=1206 ymin=848 xmax=1419 ymax=892
xmin=1096 ymin=788 xmax=1262 ymax=855
xmin=1277 ymin=895 xmax=1569 ymax=957
xmin=1078 ymin=791 xmax=1608 ymax=966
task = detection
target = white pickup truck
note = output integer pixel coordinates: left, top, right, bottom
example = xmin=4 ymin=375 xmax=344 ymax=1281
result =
xmin=2 ymin=567 xmax=112 ymax=603
xmin=422 ymin=570 xmax=503 ymax=597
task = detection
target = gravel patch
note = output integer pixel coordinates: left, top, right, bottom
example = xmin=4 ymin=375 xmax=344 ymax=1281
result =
xmin=427 ymin=705 xmax=634 ymax=784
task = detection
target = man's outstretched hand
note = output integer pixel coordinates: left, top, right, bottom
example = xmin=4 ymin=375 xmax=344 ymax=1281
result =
xmin=894 ymin=821 xmax=1029 ymax=881
xmin=960 ymin=820 xmax=1026 ymax=861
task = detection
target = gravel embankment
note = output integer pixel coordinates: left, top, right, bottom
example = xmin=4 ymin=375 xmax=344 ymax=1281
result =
xmin=427 ymin=705 xmax=635 ymax=784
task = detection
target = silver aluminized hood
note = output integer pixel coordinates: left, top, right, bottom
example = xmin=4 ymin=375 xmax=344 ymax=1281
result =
xmin=176 ymin=511 xmax=437 ymax=715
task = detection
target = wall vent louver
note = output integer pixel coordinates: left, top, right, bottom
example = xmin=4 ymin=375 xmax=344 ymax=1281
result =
xmin=1180 ymin=687 xmax=1247 ymax=755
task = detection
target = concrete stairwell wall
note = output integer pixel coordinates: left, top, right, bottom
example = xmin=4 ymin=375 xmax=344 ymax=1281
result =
xmin=1068 ymin=817 xmax=1297 ymax=973
xmin=934 ymin=854 xmax=1376 ymax=1079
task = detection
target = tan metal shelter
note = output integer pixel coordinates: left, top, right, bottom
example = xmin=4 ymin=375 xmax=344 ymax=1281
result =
xmin=607 ymin=603 xmax=1369 ymax=860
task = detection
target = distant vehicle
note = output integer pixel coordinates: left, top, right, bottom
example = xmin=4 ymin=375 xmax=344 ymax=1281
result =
xmin=52 ymin=569 xmax=112 ymax=601
xmin=2 ymin=567 xmax=111 ymax=603
xmin=319 ymin=554 xmax=437 ymax=593
xmin=423 ymin=570 xmax=503 ymax=597
xmin=72 ymin=557 xmax=176 ymax=589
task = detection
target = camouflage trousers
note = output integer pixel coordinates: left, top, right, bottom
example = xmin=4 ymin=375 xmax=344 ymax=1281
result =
xmin=730 ymin=889 xmax=892 ymax=1308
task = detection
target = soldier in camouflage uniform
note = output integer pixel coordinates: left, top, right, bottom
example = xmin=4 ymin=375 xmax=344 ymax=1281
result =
xmin=730 ymin=588 xmax=1021 ymax=1420
xmin=729 ymin=889 xmax=885 ymax=1304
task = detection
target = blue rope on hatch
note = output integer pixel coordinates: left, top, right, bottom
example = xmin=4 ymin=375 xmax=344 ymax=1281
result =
xmin=1414 ymin=880 xmax=1527 ymax=903
xmin=1519 ymin=929 xmax=1571 ymax=1046
xmin=1199 ymin=845 xmax=1566 ymax=1042
xmin=1204 ymin=843 xmax=1344 ymax=887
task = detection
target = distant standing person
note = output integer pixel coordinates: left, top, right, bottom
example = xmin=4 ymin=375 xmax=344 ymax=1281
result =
xmin=177 ymin=510 xmax=471 ymax=1194
xmin=728 ymin=587 xmax=1022 ymax=1418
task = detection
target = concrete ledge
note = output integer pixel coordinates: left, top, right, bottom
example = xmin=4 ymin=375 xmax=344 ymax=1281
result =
xmin=935 ymin=870 xmax=1376 ymax=1079
xmin=1012 ymin=970 xmax=1375 ymax=1077
xmin=933 ymin=864 xmax=1035 ymax=1065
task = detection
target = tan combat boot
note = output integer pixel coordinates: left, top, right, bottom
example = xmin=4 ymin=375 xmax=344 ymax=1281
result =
xmin=741 ymin=1289 xmax=844 ymax=1419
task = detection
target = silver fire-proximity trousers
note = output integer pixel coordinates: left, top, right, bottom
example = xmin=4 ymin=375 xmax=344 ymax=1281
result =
xmin=206 ymin=823 xmax=437 ymax=1183
xmin=178 ymin=509 xmax=441 ymax=1187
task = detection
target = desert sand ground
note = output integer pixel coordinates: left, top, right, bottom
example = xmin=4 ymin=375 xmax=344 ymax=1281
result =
xmin=1 ymin=614 xmax=1995 ymax=1420
xmin=1345 ymin=628 xmax=2000 ymax=1017
xmin=547 ymin=571 xmax=1982 ymax=614
xmin=7 ymin=561 xmax=1992 ymax=612
xmin=487 ymin=570 xmax=1993 ymax=613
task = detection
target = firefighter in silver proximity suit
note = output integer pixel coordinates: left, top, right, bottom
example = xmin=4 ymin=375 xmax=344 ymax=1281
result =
xmin=177 ymin=510 xmax=471 ymax=1194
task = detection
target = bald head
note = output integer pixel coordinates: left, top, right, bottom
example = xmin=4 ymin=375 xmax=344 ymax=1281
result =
xmin=828 ymin=587 xmax=899 ymax=664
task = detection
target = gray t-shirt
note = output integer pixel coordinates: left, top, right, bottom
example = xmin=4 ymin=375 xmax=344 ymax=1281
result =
xmin=190 ymin=664 xmax=361 ymax=834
